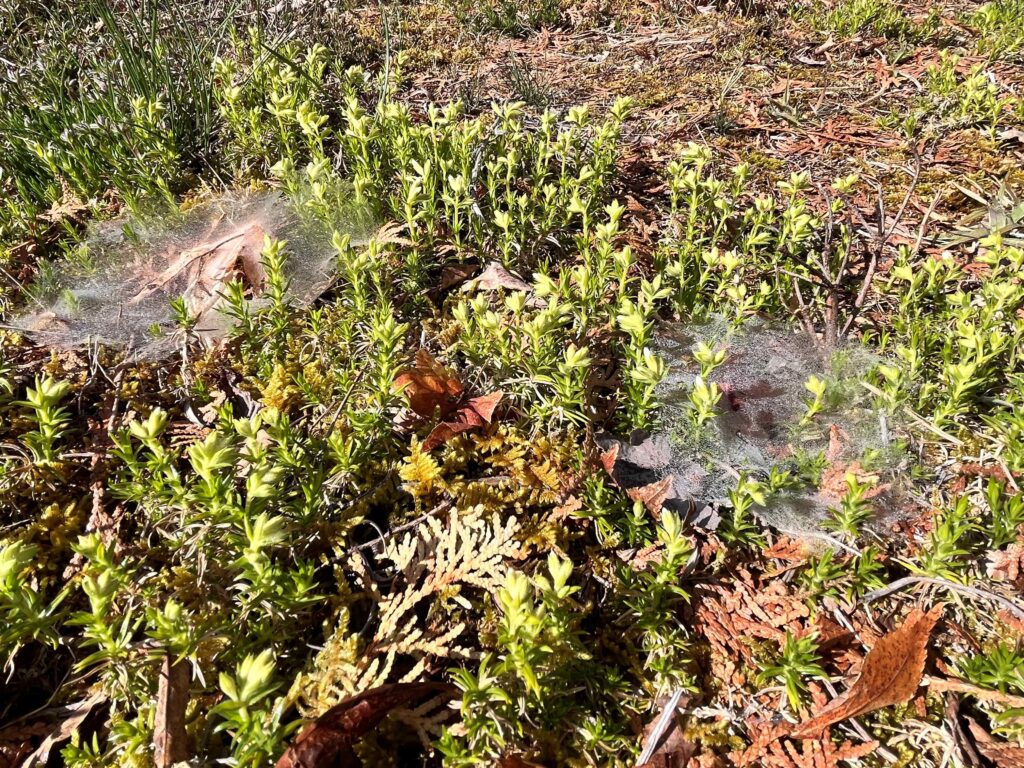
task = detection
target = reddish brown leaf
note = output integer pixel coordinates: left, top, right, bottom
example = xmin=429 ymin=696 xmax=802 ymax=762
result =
xmin=764 ymin=537 xmax=811 ymax=564
xmin=464 ymin=390 xmax=503 ymax=422
xmin=275 ymin=683 xmax=453 ymax=768
xmin=987 ymin=544 xmax=1024 ymax=586
xmin=599 ymin=443 xmax=620 ymax=481
xmin=617 ymin=543 xmax=664 ymax=572
xmin=968 ymin=719 xmax=1024 ymax=768
xmin=553 ymin=495 xmax=584 ymax=520
xmin=818 ymin=461 xmax=887 ymax=502
xmin=959 ymin=462 xmax=1009 ymax=483
xmin=439 ymin=263 xmax=479 ymax=291
xmin=422 ymin=419 xmax=479 ymax=451
xmin=731 ymin=720 xmax=877 ymax=767
xmin=627 ymin=475 xmax=674 ymax=519
xmin=825 ymin=424 xmax=847 ymax=463
xmin=421 ymin=391 xmax=503 ymax=452
xmin=792 ymin=605 xmax=942 ymax=738
xmin=394 ymin=350 xmax=464 ymax=418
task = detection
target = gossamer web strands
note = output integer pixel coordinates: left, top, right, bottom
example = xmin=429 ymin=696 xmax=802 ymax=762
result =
xmin=14 ymin=189 xmax=373 ymax=359
xmin=644 ymin=317 xmax=910 ymax=538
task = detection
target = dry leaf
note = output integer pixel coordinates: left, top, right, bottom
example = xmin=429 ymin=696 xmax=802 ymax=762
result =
xmin=40 ymin=196 xmax=89 ymax=226
xmin=276 ymin=682 xmax=454 ymax=768
xmin=422 ymin=391 xmax=503 ymax=451
xmin=818 ymin=461 xmax=887 ymax=502
xmin=371 ymin=221 xmax=413 ymax=247
xmin=959 ymin=462 xmax=1009 ymax=483
xmin=998 ymin=128 xmax=1024 ymax=145
xmin=945 ymin=696 xmax=985 ymax=768
xmin=636 ymin=691 xmax=696 ymax=768
xmin=764 ymin=537 xmax=811 ymax=564
xmin=16 ymin=695 xmax=106 ymax=768
xmin=130 ymin=224 xmax=269 ymax=333
xmin=792 ymin=605 xmax=942 ymax=738
xmin=553 ymin=495 xmax=584 ymax=520
xmin=926 ymin=677 xmax=1024 ymax=709
xmin=694 ymin=573 xmax=809 ymax=689
xmin=996 ymin=608 xmax=1024 ymax=636
xmin=618 ymin=543 xmax=665 ymax=572
xmin=0 ymin=720 xmax=52 ymax=768
xmin=627 ymin=475 xmax=674 ymax=519
xmin=968 ymin=719 xmax=1024 ymax=768
xmin=439 ymin=263 xmax=479 ymax=291
xmin=987 ymin=544 xmax=1024 ymax=586
xmin=599 ymin=443 xmax=620 ymax=481
xmin=825 ymin=424 xmax=847 ymax=463
xmin=462 ymin=261 xmax=533 ymax=294
xmin=731 ymin=720 xmax=876 ymax=767
xmin=770 ymin=732 xmax=877 ymax=767
xmin=394 ymin=350 xmax=464 ymax=418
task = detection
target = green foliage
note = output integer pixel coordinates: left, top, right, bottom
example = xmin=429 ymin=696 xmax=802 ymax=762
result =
xmin=439 ymin=556 xmax=597 ymax=763
xmin=800 ymin=374 xmax=827 ymax=426
xmin=880 ymin=54 xmax=1022 ymax=137
xmin=2 ymin=7 xmax=1024 ymax=764
xmin=0 ymin=0 xmax=237 ymax=240
xmin=822 ymin=472 xmax=875 ymax=541
xmin=759 ymin=630 xmax=827 ymax=712
xmin=215 ymin=32 xmax=332 ymax=178
xmin=870 ymin=238 xmax=1024 ymax=464
xmin=453 ymin=0 xmax=561 ymax=36
xmin=720 ymin=474 xmax=767 ymax=549
xmin=0 ymin=28 xmax=655 ymax=760
xmin=654 ymin=150 xmax=868 ymax=336
xmin=922 ymin=54 xmax=1020 ymax=133
xmin=815 ymin=0 xmax=939 ymax=41
xmin=970 ymin=0 xmax=1024 ymax=60
xmin=799 ymin=546 xmax=886 ymax=602
xmin=213 ymin=650 xmax=297 ymax=766
xmin=909 ymin=496 xmax=980 ymax=583
xmin=17 ymin=376 xmax=72 ymax=467
xmin=811 ymin=0 xmax=937 ymax=41
xmin=961 ymin=643 xmax=1024 ymax=695
xmin=612 ymin=510 xmax=695 ymax=690
xmin=500 ymin=55 xmax=554 ymax=108
xmin=985 ymin=478 xmax=1024 ymax=548
xmin=959 ymin=643 xmax=1024 ymax=741
xmin=0 ymin=540 xmax=66 ymax=662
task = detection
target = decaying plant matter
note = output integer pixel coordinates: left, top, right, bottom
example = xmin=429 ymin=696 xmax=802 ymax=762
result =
xmin=2 ymin=0 xmax=1024 ymax=765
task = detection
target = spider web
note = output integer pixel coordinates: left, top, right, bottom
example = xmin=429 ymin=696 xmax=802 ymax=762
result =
xmin=13 ymin=189 xmax=373 ymax=359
